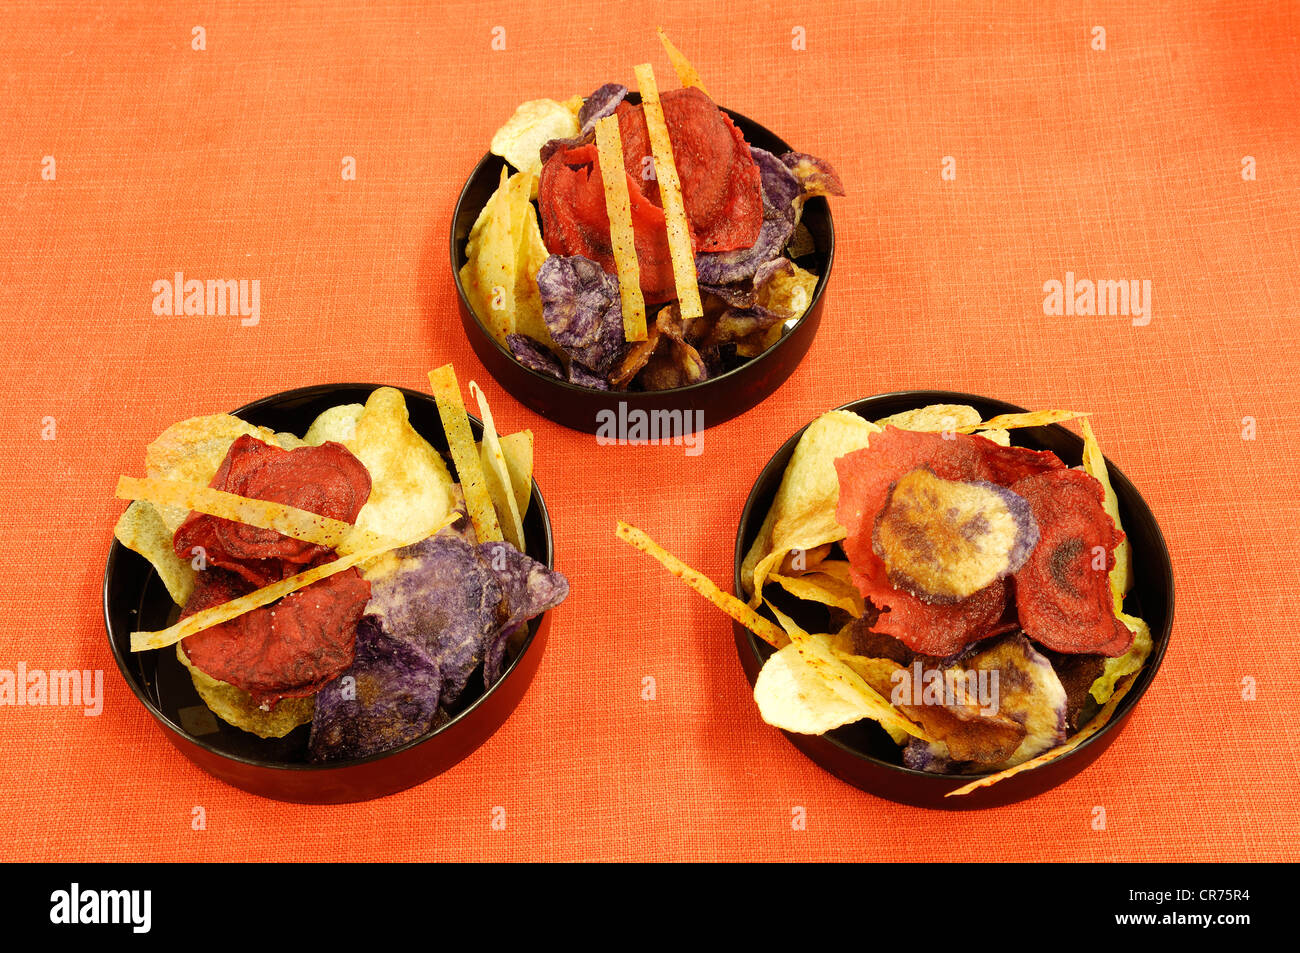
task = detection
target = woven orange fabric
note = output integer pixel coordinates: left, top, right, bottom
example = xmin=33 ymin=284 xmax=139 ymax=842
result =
xmin=1 ymin=1 xmax=1296 ymax=861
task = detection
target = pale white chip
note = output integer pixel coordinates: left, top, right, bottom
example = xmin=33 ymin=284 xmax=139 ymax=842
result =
xmin=490 ymin=99 xmax=581 ymax=178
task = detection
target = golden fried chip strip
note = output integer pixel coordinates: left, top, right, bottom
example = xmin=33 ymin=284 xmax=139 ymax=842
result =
xmin=616 ymin=521 xmax=787 ymax=648
xmin=429 ymin=364 xmax=503 ymax=543
xmin=657 ymin=28 xmax=710 ymax=95
xmin=594 ymin=113 xmax=648 ymax=341
xmin=633 ymin=62 xmax=703 ymax=320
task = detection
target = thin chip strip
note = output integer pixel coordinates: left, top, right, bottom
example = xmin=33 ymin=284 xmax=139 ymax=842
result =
xmin=115 ymin=476 xmax=385 ymax=556
xmin=657 ymin=28 xmax=709 ymax=95
xmin=945 ymin=672 xmax=1140 ymax=797
xmin=429 ymin=364 xmax=503 ymax=543
xmin=616 ymin=521 xmax=787 ymax=648
xmin=765 ymin=602 xmax=927 ymax=741
xmin=633 ymin=62 xmax=703 ymax=320
xmin=955 ymin=409 xmax=1087 ymax=433
xmin=594 ymin=113 xmax=648 ymax=342
xmin=129 ymin=516 xmax=454 ymax=653
xmin=469 ymin=380 xmax=525 ymax=551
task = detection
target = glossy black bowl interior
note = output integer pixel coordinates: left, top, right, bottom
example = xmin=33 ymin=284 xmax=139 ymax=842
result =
xmin=104 ymin=383 xmax=556 ymax=804
xmin=732 ymin=391 xmax=1174 ymax=809
xmin=450 ymin=95 xmax=835 ymax=433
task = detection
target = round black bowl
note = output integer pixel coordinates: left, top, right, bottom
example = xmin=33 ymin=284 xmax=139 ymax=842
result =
xmin=732 ymin=391 xmax=1174 ymax=809
xmin=104 ymin=383 xmax=557 ymax=804
xmin=451 ymin=97 xmax=835 ymax=434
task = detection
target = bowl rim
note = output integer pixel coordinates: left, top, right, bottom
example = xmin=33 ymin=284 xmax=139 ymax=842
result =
xmin=449 ymin=102 xmax=836 ymax=399
xmin=731 ymin=389 xmax=1175 ymax=783
xmin=103 ymin=381 xmax=557 ymax=773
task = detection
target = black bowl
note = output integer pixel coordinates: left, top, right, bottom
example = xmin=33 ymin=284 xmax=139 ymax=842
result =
xmin=450 ymin=97 xmax=835 ymax=434
xmin=103 ymin=384 xmax=557 ymax=804
xmin=732 ymin=391 xmax=1174 ymax=809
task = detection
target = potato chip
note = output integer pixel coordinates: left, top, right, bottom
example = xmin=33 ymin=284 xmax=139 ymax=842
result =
xmin=1080 ymin=416 xmax=1132 ymax=604
xmin=275 ymin=432 xmax=308 ymax=449
xmin=633 ymin=62 xmax=703 ymax=320
xmin=490 ymin=98 xmax=581 ymax=179
xmin=497 ymin=430 xmax=534 ymax=519
xmin=312 ymin=388 xmax=456 ymax=547
xmin=113 ymin=500 xmax=196 ymax=606
xmin=975 ymin=428 xmax=1011 ymax=446
xmin=754 ymin=639 xmax=875 ymax=735
xmin=754 ymin=258 xmax=818 ymax=323
xmin=955 ymin=409 xmax=1087 ymax=433
xmin=1089 ymin=611 xmax=1151 ymax=704
xmin=177 ymin=643 xmax=313 ymax=738
xmin=769 ymin=570 xmax=864 ymax=617
xmin=946 ymin=671 xmax=1141 ymax=797
xmin=656 ymin=28 xmax=709 ymax=95
xmin=875 ymin=404 xmax=981 ymax=433
xmin=616 ymin=521 xmax=788 ymax=648
xmin=470 ymin=381 xmax=525 ymax=551
xmin=144 ymin=414 xmax=280 ymax=533
xmin=594 ymin=113 xmax=648 ymax=341
xmin=429 ymin=365 xmax=502 ymax=544
xmin=303 ymin=403 xmax=363 ymax=445
xmin=763 ymin=605 xmax=925 ymax=740
xmin=741 ymin=410 xmax=879 ymax=605
xmin=460 ymin=167 xmax=518 ymax=343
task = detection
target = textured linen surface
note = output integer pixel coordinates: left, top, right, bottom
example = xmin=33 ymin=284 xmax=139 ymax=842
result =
xmin=1 ymin=1 xmax=1296 ymax=861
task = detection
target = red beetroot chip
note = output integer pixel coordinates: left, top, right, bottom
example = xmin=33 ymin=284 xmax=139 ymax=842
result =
xmin=538 ymin=88 xmax=763 ymax=303
xmin=834 ymin=427 xmax=1064 ymax=655
xmin=180 ymin=564 xmax=371 ymax=708
xmin=1010 ymin=468 xmax=1133 ymax=656
xmin=174 ymin=434 xmax=371 ymax=587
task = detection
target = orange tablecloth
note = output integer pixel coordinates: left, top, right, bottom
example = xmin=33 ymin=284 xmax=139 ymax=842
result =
xmin=2 ymin=1 xmax=1296 ymax=862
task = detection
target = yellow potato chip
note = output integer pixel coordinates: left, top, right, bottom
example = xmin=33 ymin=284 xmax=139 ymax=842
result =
xmin=316 ymin=388 xmax=456 ymax=546
xmin=616 ymin=521 xmax=788 ymax=648
xmin=1089 ymin=611 xmax=1151 ymax=704
xmin=113 ymin=500 xmax=196 ymax=606
xmin=303 ymin=403 xmax=363 ymax=445
xmin=560 ymin=93 xmax=584 ymax=119
xmin=754 ymin=639 xmax=877 ymax=735
xmin=498 ymin=429 xmax=534 ymax=519
xmin=594 ymin=112 xmax=647 ymax=342
xmin=429 ymin=365 xmax=502 ymax=544
xmin=634 ymin=62 xmax=702 ymax=320
xmin=755 ymin=260 xmax=819 ymax=322
xmin=470 ymin=382 xmax=525 ymax=551
xmin=490 ymin=98 xmax=580 ymax=179
xmin=1080 ymin=416 xmax=1132 ymax=604
xmin=975 ymin=428 xmax=1011 ymax=446
xmin=741 ymin=410 xmax=879 ymax=605
xmin=460 ymin=167 xmax=518 ymax=343
xmin=763 ymin=605 xmax=925 ymax=740
xmin=177 ymin=643 xmax=313 ymax=737
xmin=769 ymin=570 xmax=864 ymax=617
xmin=876 ymin=404 xmax=981 ymax=433
xmin=657 ymin=28 xmax=709 ymax=95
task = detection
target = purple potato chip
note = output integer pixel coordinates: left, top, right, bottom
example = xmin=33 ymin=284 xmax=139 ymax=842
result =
xmin=537 ymin=255 xmax=627 ymax=376
xmin=780 ymin=151 xmax=845 ymax=198
xmin=578 ymin=83 xmax=629 ymax=134
xmin=365 ymin=533 xmax=504 ymax=706
xmin=478 ymin=541 xmax=569 ymax=688
xmin=567 ymin=360 xmax=611 ymax=390
xmin=507 ymin=333 xmax=564 ymax=380
xmin=540 ymin=128 xmax=594 ymax=166
xmin=700 ymin=282 xmax=757 ymax=308
xmin=695 ymin=148 xmax=799 ymax=284
xmin=308 ymin=614 xmax=443 ymax=762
